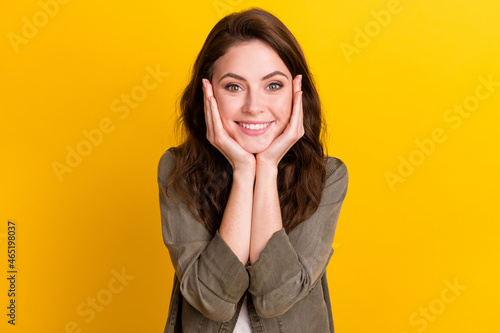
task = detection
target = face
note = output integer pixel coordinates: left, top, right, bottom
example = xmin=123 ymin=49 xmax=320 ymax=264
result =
xmin=211 ymin=39 xmax=293 ymax=154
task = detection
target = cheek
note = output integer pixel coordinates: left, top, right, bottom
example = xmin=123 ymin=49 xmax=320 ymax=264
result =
xmin=213 ymin=95 xmax=238 ymax=127
xmin=273 ymin=94 xmax=293 ymax=119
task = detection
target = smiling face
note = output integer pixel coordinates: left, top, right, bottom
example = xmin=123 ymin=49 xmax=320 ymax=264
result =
xmin=211 ymin=39 xmax=293 ymax=154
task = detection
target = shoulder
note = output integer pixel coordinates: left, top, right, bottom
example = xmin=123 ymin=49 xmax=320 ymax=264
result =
xmin=321 ymin=155 xmax=349 ymax=205
xmin=157 ymin=146 xmax=179 ymax=187
xmin=324 ymin=155 xmax=348 ymax=179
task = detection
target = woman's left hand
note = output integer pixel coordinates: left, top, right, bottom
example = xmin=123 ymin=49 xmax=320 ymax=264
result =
xmin=256 ymin=74 xmax=304 ymax=168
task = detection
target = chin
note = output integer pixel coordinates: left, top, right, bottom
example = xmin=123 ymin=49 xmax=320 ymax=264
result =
xmin=243 ymin=147 xmax=264 ymax=154
xmin=241 ymin=142 xmax=271 ymax=154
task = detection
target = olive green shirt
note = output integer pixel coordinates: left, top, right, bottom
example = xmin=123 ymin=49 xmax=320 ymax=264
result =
xmin=157 ymin=147 xmax=349 ymax=332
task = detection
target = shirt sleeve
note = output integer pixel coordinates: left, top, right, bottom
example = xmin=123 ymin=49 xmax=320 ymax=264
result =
xmin=157 ymin=149 xmax=249 ymax=323
xmin=246 ymin=157 xmax=349 ymax=318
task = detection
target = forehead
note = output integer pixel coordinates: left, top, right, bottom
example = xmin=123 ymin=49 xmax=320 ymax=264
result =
xmin=213 ymin=40 xmax=290 ymax=78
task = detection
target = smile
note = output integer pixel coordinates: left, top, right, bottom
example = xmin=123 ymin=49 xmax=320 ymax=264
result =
xmin=235 ymin=121 xmax=274 ymax=136
xmin=236 ymin=121 xmax=273 ymax=130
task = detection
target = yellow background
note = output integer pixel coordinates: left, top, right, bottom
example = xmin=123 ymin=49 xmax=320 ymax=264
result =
xmin=1 ymin=0 xmax=499 ymax=332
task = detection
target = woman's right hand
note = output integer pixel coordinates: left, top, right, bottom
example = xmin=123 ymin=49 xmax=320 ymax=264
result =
xmin=202 ymin=78 xmax=256 ymax=174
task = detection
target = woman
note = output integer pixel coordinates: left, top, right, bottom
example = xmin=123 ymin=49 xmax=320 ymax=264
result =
xmin=157 ymin=7 xmax=348 ymax=333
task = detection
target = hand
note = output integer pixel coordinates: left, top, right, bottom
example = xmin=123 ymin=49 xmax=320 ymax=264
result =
xmin=202 ymin=78 xmax=256 ymax=173
xmin=256 ymin=74 xmax=304 ymax=168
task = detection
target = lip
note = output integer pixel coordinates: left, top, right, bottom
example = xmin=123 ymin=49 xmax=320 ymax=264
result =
xmin=236 ymin=120 xmax=273 ymax=124
xmin=235 ymin=121 xmax=274 ymax=136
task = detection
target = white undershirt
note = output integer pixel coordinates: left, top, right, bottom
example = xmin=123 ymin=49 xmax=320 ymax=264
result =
xmin=233 ymin=296 xmax=251 ymax=332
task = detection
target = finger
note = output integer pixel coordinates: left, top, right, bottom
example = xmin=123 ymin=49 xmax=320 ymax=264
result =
xmin=296 ymin=75 xmax=304 ymax=137
xmin=289 ymin=84 xmax=302 ymax=131
xmin=209 ymin=94 xmax=226 ymax=136
xmin=203 ymin=79 xmax=210 ymax=133
xmin=299 ymin=91 xmax=304 ymax=137
xmin=277 ymin=78 xmax=301 ymax=141
xmin=294 ymin=74 xmax=301 ymax=95
xmin=205 ymin=78 xmax=214 ymax=98
xmin=289 ymin=81 xmax=303 ymax=138
xmin=293 ymin=75 xmax=302 ymax=118
xmin=203 ymin=79 xmax=214 ymax=141
xmin=205 ymin=81 xmax=225 ymax=135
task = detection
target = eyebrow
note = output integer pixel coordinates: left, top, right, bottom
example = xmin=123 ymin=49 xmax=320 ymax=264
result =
xmin=219 ymin=70 xmax=289 ymax=83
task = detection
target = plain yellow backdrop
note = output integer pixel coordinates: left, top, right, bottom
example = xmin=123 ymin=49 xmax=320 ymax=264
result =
xmin=1 ymin=0 xmax=499 ymax=332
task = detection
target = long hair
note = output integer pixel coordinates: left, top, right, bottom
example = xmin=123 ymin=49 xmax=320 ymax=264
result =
xmin=165 ymin=7 xmax=328 ymax=235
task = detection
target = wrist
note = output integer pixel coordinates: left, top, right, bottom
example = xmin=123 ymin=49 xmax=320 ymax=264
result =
xmin=232 ymin=165 xmax=256 ymax=182
xmin=256 ymin=153 xmax=278 ymax=169
xmin=256 ymin=159 xmax=278 ymax=178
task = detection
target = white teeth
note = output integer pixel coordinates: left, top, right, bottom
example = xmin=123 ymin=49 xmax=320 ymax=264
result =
xmin=239 ymin=122 xmax=271 ymax=130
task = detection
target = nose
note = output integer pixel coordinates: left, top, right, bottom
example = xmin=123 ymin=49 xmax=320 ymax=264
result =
xmin=243 ymin=89 xmax=264 ymax=114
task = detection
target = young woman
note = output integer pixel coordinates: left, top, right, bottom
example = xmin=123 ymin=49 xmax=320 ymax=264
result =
xmin=157 ymin=7 xmax=348 ymax=333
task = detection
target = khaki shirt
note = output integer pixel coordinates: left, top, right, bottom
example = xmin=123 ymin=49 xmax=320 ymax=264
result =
xmin=157 ymin=147 xmax=349 ymax=333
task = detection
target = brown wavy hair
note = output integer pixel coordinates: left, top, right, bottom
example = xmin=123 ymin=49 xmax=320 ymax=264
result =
xmin=165 ymin=7 xmax=328 ymax=235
